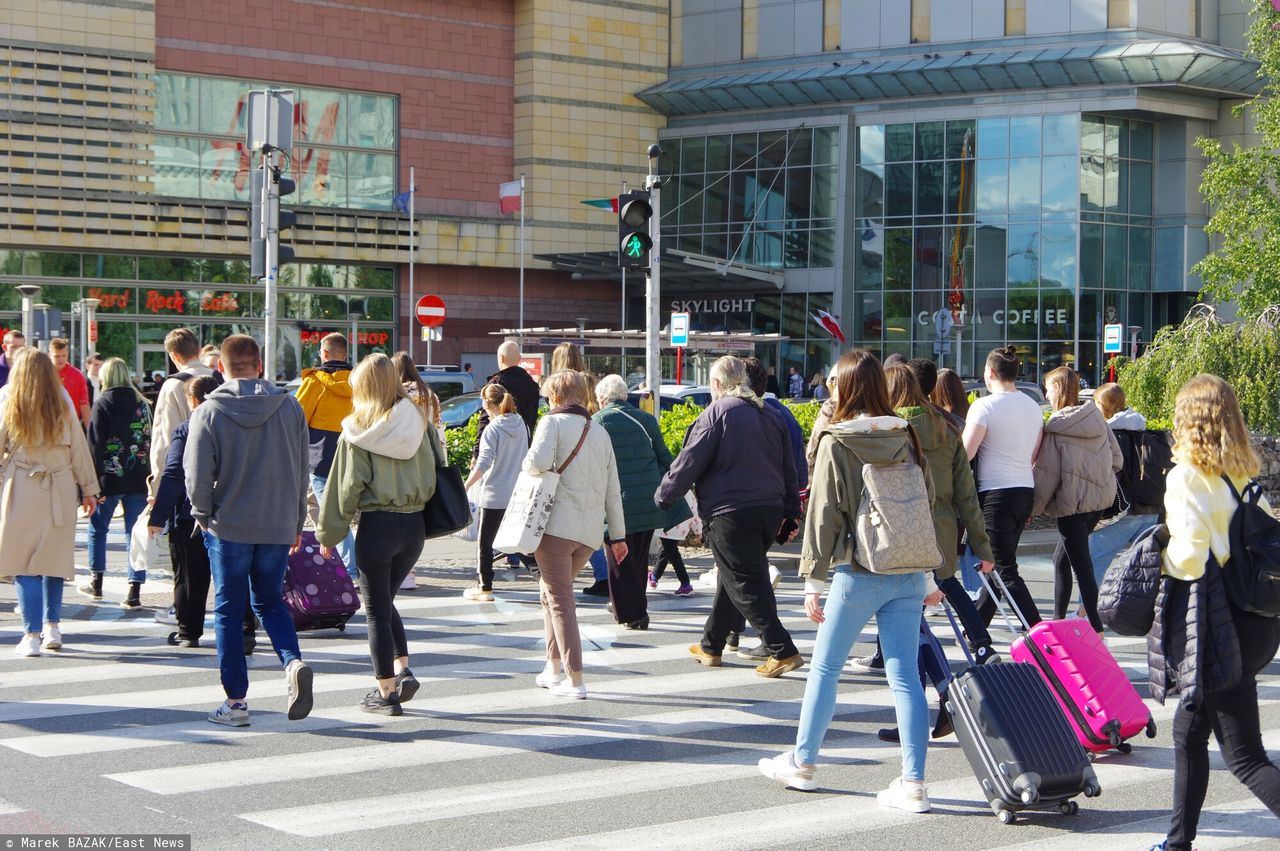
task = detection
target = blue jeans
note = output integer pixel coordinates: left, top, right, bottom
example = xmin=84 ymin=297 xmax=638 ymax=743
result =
xmin=87 ymin=492 xmax=149 ymax=582
xmin=203 ymin=533 xmax=302 ymax=700
xmin=795 ymin=567 xmax=929 ymax=781
xmin=589 ymin=548 xmax=608 ymax=582
xmin=15 ymin=576 xmax=64 ymax=634
xmin=311 ymin=474 xmax=356 ymax=578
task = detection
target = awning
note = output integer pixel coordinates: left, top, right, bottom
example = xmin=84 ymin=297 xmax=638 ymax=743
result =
xmin=489 ymin=326 xmax=789 ymax=352
xmin=536 ymin=249 xmax=785 ymax=293
xmin=640 ymin=39 xmax=1261 ymax=115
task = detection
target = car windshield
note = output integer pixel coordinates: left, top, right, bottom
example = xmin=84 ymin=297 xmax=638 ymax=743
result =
xmin=440 ymin=394 xmax=481 ymax=426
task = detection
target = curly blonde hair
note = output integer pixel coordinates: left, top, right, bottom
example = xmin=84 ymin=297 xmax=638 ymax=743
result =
xmin=1171 ymin=374 xmax=1259 ymax=478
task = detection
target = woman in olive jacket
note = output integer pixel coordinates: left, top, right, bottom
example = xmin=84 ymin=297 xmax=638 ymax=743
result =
xmin=591 ymin=374 xmax=691 ymax=630
xmin=1034 ymin=366 xmax=1123 ymax=634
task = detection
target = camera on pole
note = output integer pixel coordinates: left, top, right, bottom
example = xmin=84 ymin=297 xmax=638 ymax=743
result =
xmin=617 ymin=189 xmax=653 ymax=269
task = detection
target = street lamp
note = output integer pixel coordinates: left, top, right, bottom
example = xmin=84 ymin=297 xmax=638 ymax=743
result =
xmin=1127 ymin=325 xmax=1142 ymax=361
xmin=15 ymin=284 xmax=40 ymax=339
xmin=73 ymin=297 xmax=100 ymax=371
xmin=348 ymin=308 xmax=364 ymax=363
xmin=32 ymin=303 xmax=51 ymax=351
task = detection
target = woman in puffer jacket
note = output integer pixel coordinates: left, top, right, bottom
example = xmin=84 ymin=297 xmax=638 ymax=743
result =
xmin=1033 ymin=367 xmax=1122 ymax=634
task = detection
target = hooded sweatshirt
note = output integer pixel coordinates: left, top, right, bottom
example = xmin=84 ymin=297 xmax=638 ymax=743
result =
xmin=1032 ymin=400 xmax=1123 ymax=517
xmin=473 ymin=411 xmax=528 ymax=510
xmin=316 ymin=398 xmax=440 ymax=549
xmin=1107 ymin=408 xmax=1148 ymax=431
xmin=295 ymin=360 xmax=354 ymax=478
xmin=184 ymin=378 xmax=310 ymax=546
xmin=88 ymin=385 xmax=152 ymax=496
xmin=800 ymin=416 xmax=936 ymax=591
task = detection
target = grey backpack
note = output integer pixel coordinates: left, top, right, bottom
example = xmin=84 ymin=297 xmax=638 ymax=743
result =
xmin=850 ymin=429 xmax=942 ymax=574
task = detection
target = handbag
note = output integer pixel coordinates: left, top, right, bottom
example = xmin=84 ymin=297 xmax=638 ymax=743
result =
xmin=452 ymin=484 xmax=482 ymax=543
xmin=493 ymin=419 xmax=592 ymax=555
xmin=422 ymin=424 xmax=471 ymax=539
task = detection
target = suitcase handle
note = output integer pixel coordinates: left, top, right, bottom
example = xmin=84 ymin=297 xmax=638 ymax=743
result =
xmin=977 ymin=569 xmax=1033 ymax=634
xmin=941 ymin=600 xmax=976 ymax=669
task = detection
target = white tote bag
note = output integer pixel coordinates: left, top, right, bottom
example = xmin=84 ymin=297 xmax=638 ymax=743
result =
xmin=493 ymin=421 xmax=592 ymax=555
xmin=129 ymin=521 xmax=160 ymax=572
xmin=452 ymin=484 xmax=483 ymax=543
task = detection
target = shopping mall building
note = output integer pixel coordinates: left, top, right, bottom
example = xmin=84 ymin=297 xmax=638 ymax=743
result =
xmin=0 ymin=1 xmax=1267 ymax=383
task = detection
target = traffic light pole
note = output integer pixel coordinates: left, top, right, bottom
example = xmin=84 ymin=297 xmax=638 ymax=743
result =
xmin=263 ymin=152 xmax=279 ymax=381
xmin=644 ymin=144 xmax=662 ymax=401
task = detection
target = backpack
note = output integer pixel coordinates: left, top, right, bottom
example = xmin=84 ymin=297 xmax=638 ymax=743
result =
xmin=1097 ymin=522 xmax=1167 ymax=636
xmin=1117 ymin=429 xmax=1173 ymax=514
xmin=1221 ymin=476 xmax=1280 ymax=617
xmin=850 ymin=427 xmax=942 ymax=574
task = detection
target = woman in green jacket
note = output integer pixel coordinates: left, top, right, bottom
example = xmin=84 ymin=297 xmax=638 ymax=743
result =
xmin=592 ymin=374 xmax=691 ymax=630
xmin=317 ymin=353 xmax=440 ymax=717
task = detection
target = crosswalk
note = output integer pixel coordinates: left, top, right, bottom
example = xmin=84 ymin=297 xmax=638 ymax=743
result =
xmin=1 ymin=573 xmax=1278 ymax=849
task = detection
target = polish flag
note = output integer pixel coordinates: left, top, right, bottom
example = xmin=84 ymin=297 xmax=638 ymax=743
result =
xmin=499 ymin=179 xmax=522 ymax=214
xmin=811 ymin=308 xmax=846 ymax=345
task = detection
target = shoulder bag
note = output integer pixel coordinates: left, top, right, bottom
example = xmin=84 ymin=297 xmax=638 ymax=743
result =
xmin=422 ymin=423 xmax=471 ymax=539
xmin=493 ymin=419 xmax=591 ymax=555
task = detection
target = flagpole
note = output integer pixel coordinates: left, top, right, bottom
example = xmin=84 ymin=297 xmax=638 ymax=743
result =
xmin=408 ymin=165 xmax=416 ymax=363
xmin=519 ymin=173 xmax=526 ymax=339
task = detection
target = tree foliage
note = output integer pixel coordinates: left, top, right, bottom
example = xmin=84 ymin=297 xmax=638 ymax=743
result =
xmin=1116 ymin=305 xmax=1280 ymax=435
xmin=1195 ymin=0 xmax=1280 ymax=317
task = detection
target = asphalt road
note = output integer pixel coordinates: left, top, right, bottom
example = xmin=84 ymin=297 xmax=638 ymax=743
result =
xmin=0 ymin=531 xmax=1276 ymax=851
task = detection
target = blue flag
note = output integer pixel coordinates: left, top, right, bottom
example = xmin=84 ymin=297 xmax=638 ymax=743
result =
xmin=393 ymin=191 xmax=413 ymax=214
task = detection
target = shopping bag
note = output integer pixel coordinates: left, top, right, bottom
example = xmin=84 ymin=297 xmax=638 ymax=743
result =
xmin=452 ymin=484 xmax=482 ymax=543
xmin=129 ymin=521 xmax=160 ymax=572
xmin=493 ymin=470 xmax=560 ymax=555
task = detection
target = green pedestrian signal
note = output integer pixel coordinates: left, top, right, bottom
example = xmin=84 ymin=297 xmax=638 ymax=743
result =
xmin=617 ymin=190 xmax=653 ymax=269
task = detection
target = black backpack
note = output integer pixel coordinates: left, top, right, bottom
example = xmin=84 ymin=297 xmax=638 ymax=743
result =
xmin=1115 ymin=429 xmax=1173 ymax=514
xmin=1222 ymin=476 xmax=1280 ymax=617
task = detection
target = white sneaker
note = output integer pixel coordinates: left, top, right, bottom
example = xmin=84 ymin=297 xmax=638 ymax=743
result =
xmin=768 ymin=563 xmax=782 ymax=589
xmin=757 ymin=751 xmax=817 ymax=792
xmin=14 ymin=635 xmax=41 ymax=658
xmin=41 ymin=626 xmax=62 ymax=651
xmin=400 ymin=573 xmax=418 ymax=590
xmin=208 ymin=700 xmax=250 ymax=727
xmin=877 ymin=777 xmax=930 ymax=813
xmin=154 ymin=607 xmax=179 ymax=625
xmin=551 ymin=680 xmax=586 ymax=700
xmin=462 ymin=585 xmax=494 ymax=602
xmin=697 ymin=568 xmax=719 ymax=588
xmin=284 ymin=659 xmax=314 ymax=721
xmin=535 ymin=670 xmax=564 ymax=689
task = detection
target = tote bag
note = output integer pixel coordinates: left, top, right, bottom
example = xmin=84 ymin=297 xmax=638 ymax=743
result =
xmin=452 ymin=484 xmax=482 ymax=543
xmin=422 ymin=424 xmax=472 ymax=539
xmin=493 ymin=420 xmax=591 ymax=555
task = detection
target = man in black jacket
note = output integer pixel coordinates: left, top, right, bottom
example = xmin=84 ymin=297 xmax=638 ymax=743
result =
xmin=656 ymin=356 xmax=803 ymax=678
xmin=473 ymin=340 xmax=540 ymax=459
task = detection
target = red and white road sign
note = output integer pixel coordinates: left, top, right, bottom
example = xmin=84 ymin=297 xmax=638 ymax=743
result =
xmin=89 ymin=320 xmax=98 ymax=343
xmin=415 ymin=294 xmax=446 ymax=327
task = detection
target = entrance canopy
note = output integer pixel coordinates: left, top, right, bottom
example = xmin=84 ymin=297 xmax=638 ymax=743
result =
xmin=489 ymin=326 xmax=790 ymax=353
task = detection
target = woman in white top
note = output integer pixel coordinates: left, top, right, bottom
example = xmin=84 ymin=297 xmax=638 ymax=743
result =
xmin=961 ymin=345 xmax=1045 ymax=628
xmin=525 ymin=370 xmax=627 ymax=700
xmin=1156 ymin=374 xmax=1280 ymax=851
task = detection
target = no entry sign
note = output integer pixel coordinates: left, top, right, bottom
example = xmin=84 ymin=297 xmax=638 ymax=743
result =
xmin=416 ymin=294 xmax=446 ymax=327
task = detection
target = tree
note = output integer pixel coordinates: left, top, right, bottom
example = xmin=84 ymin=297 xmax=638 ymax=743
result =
xmin=1194 ymin=0 xmax=1280 ymax=317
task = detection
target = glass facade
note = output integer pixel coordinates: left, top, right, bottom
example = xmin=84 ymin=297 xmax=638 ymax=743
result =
xmin=855 ymin=113 xmax=1153 ymax=382
xmin=152 ymin=73 xmax=398 ymax=210
xmin=661 ymin=127 xmax=840 ymax=270
xmin=0 ymin=250 xmax=396 ymax=379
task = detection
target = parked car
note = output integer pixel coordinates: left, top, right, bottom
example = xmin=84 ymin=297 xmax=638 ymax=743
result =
xmin=626 ymin=384 xmax=712 ymax=413
xmin=964 ymin=380 xmax=1052 ymax=412
xmin=440 ymin=392 xmax=483 ymax=430
xmin=417 ymin=367 xmax=476 ymax=402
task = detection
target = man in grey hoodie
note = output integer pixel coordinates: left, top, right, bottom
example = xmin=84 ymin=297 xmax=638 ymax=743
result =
xmin=185 ymin=335 xmax=314 ymax=728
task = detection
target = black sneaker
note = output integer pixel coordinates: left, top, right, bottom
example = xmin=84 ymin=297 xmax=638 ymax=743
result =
xmin=974 ymin=645 xmax=1001 ymax=666
xmin=877 ymin=727 xmax=901 ymax=743
xmin=167 ymin=632 xmax=200 ymax=648
xmin=725 ymin=632 xmax=741 ymax=651
xmin=580 ymin=580 xmax=609 ymax=598
xmin=847 ymin=654 xmax=885 ymax=673
xmin=361 ymin=689 xmax=403 ymax=716
xmin=738 ymin=643 xmax=770 ymax=661
xmin=395 ymin=669 xmax=420 ymax=703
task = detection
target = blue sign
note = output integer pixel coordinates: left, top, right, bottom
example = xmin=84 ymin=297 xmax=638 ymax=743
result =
xmin=670 ymin=312 xmax=690 ymax=347
xmin=1103 ymin=323 xmax=1123 ymax=354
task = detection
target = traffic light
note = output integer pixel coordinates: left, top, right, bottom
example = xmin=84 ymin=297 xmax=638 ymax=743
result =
xmin=617 ymin=189 xmax=653 ymax=269
xmin=275 ymin=167 xmax=297 ymax=266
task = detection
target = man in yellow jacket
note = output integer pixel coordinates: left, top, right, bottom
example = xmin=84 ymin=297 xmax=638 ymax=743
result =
xmin=296 ymin=332 xmax=356 ymax=578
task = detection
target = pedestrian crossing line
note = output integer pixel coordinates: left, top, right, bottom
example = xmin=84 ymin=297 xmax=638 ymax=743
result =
xmin=492 ymin=727 xmax=1280 ymax=851
xmin=0 ymin=659 xmax=217 ymax=690
xmin=105 ymin=674 xmax=903 ymax=795
xmin=1000 ymin=795 xmax=1280 ymax=849
xmin=0 ymin=639 xmax=820 ymax=757
xmin=0 ymin=797 xmax=25 ymax=816
xmin=238 ymin=726 xmax=914 ymax=837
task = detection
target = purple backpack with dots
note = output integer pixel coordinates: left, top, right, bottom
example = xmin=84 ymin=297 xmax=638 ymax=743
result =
xmin=282 ymin=531 xmax=360 ymax=632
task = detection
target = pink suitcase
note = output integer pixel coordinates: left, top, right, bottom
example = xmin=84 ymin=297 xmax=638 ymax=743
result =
xmin=282 ymin=532 xmax=360 ymax=632
xmin=985 ymin=573 xmax=1156 ymax=753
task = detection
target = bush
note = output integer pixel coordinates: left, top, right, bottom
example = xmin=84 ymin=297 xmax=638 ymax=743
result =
xmin=1116 ymin=305 xmax=1280 ymax=436
xmin=445 ymin=413 xmax=479 ymax=476
xmin=658 ymin=401 xmax=703 ymax=457
xmin=782 ymin=398 xmax=822 ymax=444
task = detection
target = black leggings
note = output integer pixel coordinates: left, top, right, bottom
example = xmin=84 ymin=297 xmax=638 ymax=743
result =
xmin=477 ymin=507 xmax=505 ymax=591
xmin=1052 ymin=511 xmax=1103 ymax=631
xmin=975 ymin=488 xmax=1042 ymax=628
xmin=1167 ymin=610 xmax=1280 ymax=850
xmin=170 ymin=519 xmax=254 ymax=641
xmin=355 ymin=511 xmax=426 ymax=679
xmin=651 ymin=539 xmax=689 ymax=585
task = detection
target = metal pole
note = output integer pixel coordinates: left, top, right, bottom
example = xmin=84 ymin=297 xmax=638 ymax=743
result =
xmin=76 ymin=301 xmax=85 ymax=373
xmin=518 ymin=173 xmax=526 ymax=340
xmin=426 ymin=329 xmax=433 ymax=367
xmin=620 ymin=180 xmax=628 ymax=370
xmin=644 ymin=145 xmax=662 ymax=400
xmin=408 ymin=165 xmax=415 ymax=363
xmin=16 ymin=285 xmax=40 ymax=340
xmin=264 ymin=152 xmax=278 ymax=381
xmin=350 ymin=315 xmax=360 ymax=362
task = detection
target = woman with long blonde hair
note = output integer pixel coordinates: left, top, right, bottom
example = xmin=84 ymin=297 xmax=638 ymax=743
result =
xmin=0 ymin=349 xmax=99 ymax=656
xmin=1155 ymin=375 xmax=1280 ymax=851
xmin=317 ymin=353 xmax=441 ymax=715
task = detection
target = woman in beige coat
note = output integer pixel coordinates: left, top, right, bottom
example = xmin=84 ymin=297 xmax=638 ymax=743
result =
xmin=1033 ymin=366 xmax=1122 ymax=635
xmin=0 ymin=349 xmax=99 ymax=656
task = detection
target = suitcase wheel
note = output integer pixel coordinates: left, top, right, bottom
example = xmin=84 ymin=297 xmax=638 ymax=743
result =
xmin=1083 ymin=782 xmax=1102 ymax=798
xmin=1019 ymin=786 xmax=1038 ymax=805
xmin=997 ymin=810 xmax=1016 ymax=825
xmin=337 ymin=623 xmax=346 ymax=632
xmin=1058 ymin=800 xmax=1079 ymax=816
xmin=1116 ymin=742 xmax=1133 ymax=755
xmin=1146 ymin=718 xmax=1158 ymax=739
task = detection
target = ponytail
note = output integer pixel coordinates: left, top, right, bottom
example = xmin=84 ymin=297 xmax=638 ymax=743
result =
xmin=482 ymin=382 xmax=516 ymax=415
